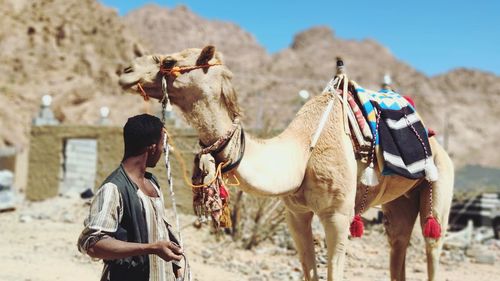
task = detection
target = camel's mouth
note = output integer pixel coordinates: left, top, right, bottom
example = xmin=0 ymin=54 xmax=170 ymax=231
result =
xmin=118 ymin=74 xmax=158 ymax=92
xmin=118 ymin=71 xmax=139 ymax=90
xmin=118 ymin=80 xmax=139 ymax=92
xmin=118 ymin=73 xmax=165 ymax=100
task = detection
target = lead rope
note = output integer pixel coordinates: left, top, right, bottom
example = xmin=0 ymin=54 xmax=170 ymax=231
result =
xmin=161 ymin=75 xmax=191 ymax=281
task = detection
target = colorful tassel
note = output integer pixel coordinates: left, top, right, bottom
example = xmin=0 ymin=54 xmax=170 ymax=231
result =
xmin=219 ymin=203 xmax=232 ymax=228
xmin=361 ymin=164 xmax=379 ymax=186
xmin=424 ymin=159 xmax=439 ymax=182
xmin=219 ymin=183 xmax=229 ymax=200
xmin=423 ymin=215 xmax=441 ymax=238
xmin=350 ymin=214 xmax=364 ymax=237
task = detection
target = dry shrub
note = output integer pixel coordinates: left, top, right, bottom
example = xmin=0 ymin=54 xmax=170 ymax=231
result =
xmin=230 ymin=190 xmax=287 ymax=250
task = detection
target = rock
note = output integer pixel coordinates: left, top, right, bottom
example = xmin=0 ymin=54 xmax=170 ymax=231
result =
xmin=237 ymin=264 xmax=251 ymax=275
xmin=465 ymin=244 xmax=488 ymax=258
xmin=270 ymin=271 xmax=286 ymax=279
xmin=353 ymin=270 xmax=364 ymax=276
xmin=258 ymin=261 xmax=270 ymax=270
xmin=254 ymin=247 xmax=269 ymax=255
xmin=412 ymin=265 xmax=425 ymax=273
xmin=288 ymin=271 xmax=302 ymax=281
xmin=62 ymin=212 xmax=74 ymax=223
xmin=317 ymin=255 xmax=327 ymax=265
xmin=474 ymin=253 xmax=496 ymax=265
xmin=0 ymin=187 xmax=16 ymax=211
xmin=200 ymin=249 xmax=212 ymax=259
xmin=19 ymin=214 xmax=33 ymax=223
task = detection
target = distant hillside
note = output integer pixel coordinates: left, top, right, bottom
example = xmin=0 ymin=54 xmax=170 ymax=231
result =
xmin=124 ymin=5 xmax=500 ymax=167
xmin=123 ymin=4 xmax=270 ymax=73
xmin=0 ymin=0 xmax=499 ymax=169
xmin=431 ymin=69 xmax=500 ymax=167
xmin=0 ymin=0 xmax=145 ymax=148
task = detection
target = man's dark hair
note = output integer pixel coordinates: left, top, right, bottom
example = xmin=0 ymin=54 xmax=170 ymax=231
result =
xmin=123 ymin=114 xmax=163 ymax=158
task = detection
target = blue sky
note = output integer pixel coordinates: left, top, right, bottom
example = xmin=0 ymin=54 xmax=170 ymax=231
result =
xmin=100 ymin=0 xmax=499 ymax=76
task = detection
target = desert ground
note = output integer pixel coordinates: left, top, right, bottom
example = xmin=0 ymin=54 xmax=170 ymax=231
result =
xmin=0 ymin=194 xmax=499 ymax=281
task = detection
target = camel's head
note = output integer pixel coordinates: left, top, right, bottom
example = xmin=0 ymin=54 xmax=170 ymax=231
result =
xmin=119 ymin=45 xmax=241 ymax=119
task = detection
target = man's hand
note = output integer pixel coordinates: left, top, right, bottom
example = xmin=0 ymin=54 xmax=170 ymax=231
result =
xmin=153 ymin=241 xmax=183 ymax=262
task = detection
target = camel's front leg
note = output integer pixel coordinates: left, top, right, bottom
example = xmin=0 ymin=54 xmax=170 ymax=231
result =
xmin=318 ymin=211 xmax=351 ymax=281
xmin=285 ymin=210 xmax=318 ymax=281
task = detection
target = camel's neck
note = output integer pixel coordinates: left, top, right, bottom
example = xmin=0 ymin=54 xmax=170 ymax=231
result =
xmin=180 ymin=93 xmax=345 ymax=196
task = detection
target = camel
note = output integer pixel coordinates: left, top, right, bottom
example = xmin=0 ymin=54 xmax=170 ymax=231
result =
xmin=118 ymin=46 xmax=454 ymax=281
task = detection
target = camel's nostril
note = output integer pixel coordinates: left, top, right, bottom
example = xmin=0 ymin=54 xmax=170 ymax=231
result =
xmin=123 ymin=66 xmax=133 ymax=73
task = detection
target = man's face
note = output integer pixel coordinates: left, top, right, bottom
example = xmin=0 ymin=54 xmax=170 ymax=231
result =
xmin=146 ymin=130 xmax=165 ymax=168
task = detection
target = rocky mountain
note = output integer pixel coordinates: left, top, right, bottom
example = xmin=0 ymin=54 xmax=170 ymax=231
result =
xmin=0 ymin=0 xmax=498 ymax=168
xmin=431 ymin=69 xmax=500 ymax=166
xmin=123 ymin=4 xmax=271 ymax=74
xmin=0 ymin=0 xmax=146 ymax=148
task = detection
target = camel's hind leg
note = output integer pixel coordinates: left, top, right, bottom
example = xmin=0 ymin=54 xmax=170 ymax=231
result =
xmin=419 ymin=177 xmax=453 ymax=280
xmin=286 ymin=210 xmax=318 ymax=281
xmin=318 ymin=211 xmax=351 ymax=281
xmin=382 ymin=190 xmax=420 ymax=281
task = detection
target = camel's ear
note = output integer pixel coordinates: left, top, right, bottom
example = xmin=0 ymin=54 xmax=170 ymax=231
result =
xmin=133 ymin=42 xmax=149 ymax=57
xmin=196 ymin=45 xmax=215 ymax=66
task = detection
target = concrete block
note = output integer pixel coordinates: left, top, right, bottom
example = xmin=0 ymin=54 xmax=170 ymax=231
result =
xmin=0 ymin=189 xmax=16 ymax=211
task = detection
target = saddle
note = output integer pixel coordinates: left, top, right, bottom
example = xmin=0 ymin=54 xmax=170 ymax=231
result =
xmin=341 ymin=82 xmax=437 ymax=181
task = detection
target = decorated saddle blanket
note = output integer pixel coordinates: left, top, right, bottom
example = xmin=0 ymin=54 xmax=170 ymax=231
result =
xmin=352 ymin=84 xmax=433 ymax=179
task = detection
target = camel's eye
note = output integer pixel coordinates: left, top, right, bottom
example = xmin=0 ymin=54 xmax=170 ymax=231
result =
xmin=162 ymin=59 xmax=177 ymax=69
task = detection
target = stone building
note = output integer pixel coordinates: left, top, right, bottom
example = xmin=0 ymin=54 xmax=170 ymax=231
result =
xmin=26 ymin=125 xmax=199 ymax=213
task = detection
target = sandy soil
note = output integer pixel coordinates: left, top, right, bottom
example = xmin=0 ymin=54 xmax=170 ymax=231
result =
xmin=0 ymin=196 xmax=499 ymax=281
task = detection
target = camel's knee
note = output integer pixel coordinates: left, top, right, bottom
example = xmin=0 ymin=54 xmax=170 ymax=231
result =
xmin=383 ymin=212 xmax=413 ymax=239
xmin=424 ymin=237 xmax=443 ymax=253
xmin=318 ymin=212 xmax=350 ymax=253
xmin=390 ymin=237 xmax=411 ymax=252
xmin=318 ymin=211 xmax=351 ymax=228
xmin=385 ymin=227 xmax=411 ymax=256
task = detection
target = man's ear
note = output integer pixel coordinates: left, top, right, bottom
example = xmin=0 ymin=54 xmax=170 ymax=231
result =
xmin=148 ymin=143 xmax=157 ymax=152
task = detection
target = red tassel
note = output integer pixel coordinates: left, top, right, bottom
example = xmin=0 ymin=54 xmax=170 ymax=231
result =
xmin=219 ymin=183 xmax=229 ymax=200
xmin=350 ymin=214 xmax=364 ymax=237
xmin=403 ymin=96 xmax=416 ymax=108
xmin=423 ymin=215 xmax=441 ymax=238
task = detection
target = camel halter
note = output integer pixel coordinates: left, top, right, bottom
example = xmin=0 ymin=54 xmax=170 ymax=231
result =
xmin=197 ymin=119 xmax=246 ymax=175
xmin=190 ymin=118 xmax=245 ymax=230
xmin=135 ymin=61 xmax=223 ymax=105
xmin=160 ymin=63 xmax=222 ymax=77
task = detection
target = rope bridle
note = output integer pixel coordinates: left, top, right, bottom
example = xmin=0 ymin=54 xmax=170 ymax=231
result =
xmin=159 ymin=63 xmax=222 ymax=77
xmin=197 ymin=119 xmax=246 ymax=175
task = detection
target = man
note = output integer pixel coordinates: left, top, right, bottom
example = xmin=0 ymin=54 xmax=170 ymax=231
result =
xmin=78 ymin=114 xmax=183 ymax=281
